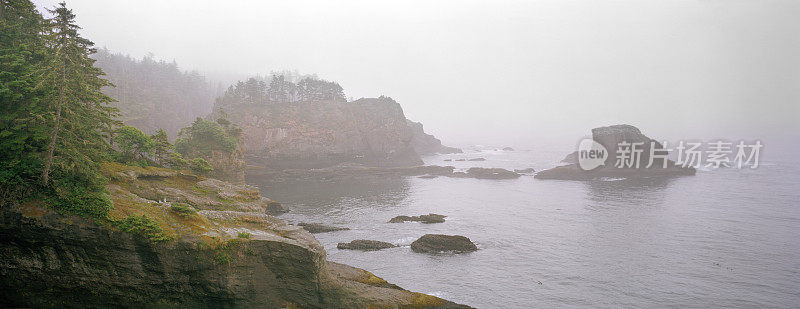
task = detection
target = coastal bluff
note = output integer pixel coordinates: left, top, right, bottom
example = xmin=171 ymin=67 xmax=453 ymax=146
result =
xmin=214 ymin=96 xmax=459 ymax=170
xmin=0 ymin=163 xmax=468 ymax=308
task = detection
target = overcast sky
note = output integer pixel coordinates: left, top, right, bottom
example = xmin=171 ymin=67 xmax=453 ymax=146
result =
xmin=33 ymin=0 xmax=800 ymax=158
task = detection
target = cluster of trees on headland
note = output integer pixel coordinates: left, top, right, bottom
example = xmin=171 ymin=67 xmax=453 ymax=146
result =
xmin=0 ymin=1 xmax=238 ymax=217
xmin=112 ymin=116 xmax=240 ymax=176
xmin=215 ymin=74 xmax=346 ymax=108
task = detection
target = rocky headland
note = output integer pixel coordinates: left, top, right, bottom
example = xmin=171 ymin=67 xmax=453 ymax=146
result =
xmin=213 ymin=96 xmax=459 ymax=171
xmin=407 ymin=119 xmax=462 ymax=155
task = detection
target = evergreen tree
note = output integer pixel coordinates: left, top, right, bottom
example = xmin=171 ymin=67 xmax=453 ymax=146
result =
xmin=149 ymin=128 xmax=172 ymax=166
xmin=113 ymin=125 xmax=151 ymax=164
xmin=267 ymin=74 xmax=289 ymax=102
xmin=39 ymin=2 xmax=118 ymax=186
xmin=0 ymin=0 xmax=49 ymax=197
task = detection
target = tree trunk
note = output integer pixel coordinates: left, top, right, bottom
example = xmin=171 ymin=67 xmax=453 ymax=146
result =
xmin=41 ymin=48 xmax=67 ymax=186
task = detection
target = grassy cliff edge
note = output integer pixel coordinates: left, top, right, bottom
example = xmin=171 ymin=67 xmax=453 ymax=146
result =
xmin=0 ymin=163 xmax=468 ymax=308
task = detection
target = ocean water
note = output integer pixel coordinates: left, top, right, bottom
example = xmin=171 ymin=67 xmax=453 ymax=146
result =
xmin=248 ymin=146 xmax=800 ymax=308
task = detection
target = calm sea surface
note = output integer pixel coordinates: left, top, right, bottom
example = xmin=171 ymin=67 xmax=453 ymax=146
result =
xmin=248 ymin=146 xmax=800 ymax=308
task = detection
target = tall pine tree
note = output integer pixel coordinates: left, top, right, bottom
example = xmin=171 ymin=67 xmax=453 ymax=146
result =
xmin=39 ymin=2 xmax=118 ymax=187
xmin=0 ymin=0 xmax=49 ymax=198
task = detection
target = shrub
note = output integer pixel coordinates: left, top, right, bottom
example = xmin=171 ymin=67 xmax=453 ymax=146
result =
xmin=175 ymin=118 xmax=238 ymax=157
xmin=166 ymin=152 xmax=189 ymax=170
xmin=189 ymin=158 xmax=213 ymax=175
xmin=170 ymin=203 xmax=196 ymax=219
xmin=49 ymin=170 xmax=113 ymax=218
xmin=237 ymin=231 xmax=252 ymax=239
xmin=117 ymin=215 xmax=172 ymax=242
xmin=113 ymin=126 xmax=152 ymax=164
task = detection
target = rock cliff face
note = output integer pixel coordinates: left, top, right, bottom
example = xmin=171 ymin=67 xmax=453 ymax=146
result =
xmin=407 ymin=120 xmax=462 ymax=155
xmin=216 ymin=97 xmax=457 ymax=170
xmin=0 ymin=163 xmax=466 ymax=308
xmin=536 ymin=124 xmax=695 ymax=180
xmin=207 ymin=143 xmax=247 ymax=184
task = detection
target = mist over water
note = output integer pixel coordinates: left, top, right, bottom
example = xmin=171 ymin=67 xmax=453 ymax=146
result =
xmin=31 ymin=0 xmax=800 ymax=159
xmin=250 ymin=147 xmax=800 ymax=308
xmin=20 ymin=0 xmax=799 ymax=307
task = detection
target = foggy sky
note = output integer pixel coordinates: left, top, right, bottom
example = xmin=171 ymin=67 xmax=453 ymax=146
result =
xmin=33 ymin=0 xmax=800 ymax=159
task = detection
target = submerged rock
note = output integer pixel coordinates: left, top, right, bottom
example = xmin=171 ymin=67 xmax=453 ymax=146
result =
xmin=337 ymin=240 xmax=396 ymax=251
xmin=389 ymin=213 xmax=446 ymax=224
xmin=514 ymin=168 xmax=536 ymax=174
xmin=502 ymin=147 xmax=515 ymax=151
xmin=467 ymin=157 xmax=486 ymax=161
xmin=411 ymin=234 xmax=478 ymax=253
xmin=297 ymin=223 xmax=350 ymax=234
xmin=463 ymin=167 xmax=520 ymax=179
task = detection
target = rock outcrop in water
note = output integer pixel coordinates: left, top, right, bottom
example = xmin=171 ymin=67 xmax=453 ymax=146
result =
xmin=298 ymin=222 xmax=350 ymax=234
xmin=337 ymin=240 xmax=397 ymax=251
xmin=389 ymin=213 xmax=446 ymax=224
xmin=411 ymin=234 xmax=478 ymax=254
xmin=0 ymin=163 xmax=467 ymax=308
xmin=535 ymin=124 xmax=696 ymax=180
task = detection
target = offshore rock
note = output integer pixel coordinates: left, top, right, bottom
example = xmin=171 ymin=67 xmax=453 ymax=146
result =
xmin=536 ymin=124 xmax=696 ymax=180
xmin=389 ymin=213 xmax=446 ymax=224
xmin=298 ymin=223 xmax=350 ymax=234
xmin=411 ymin=234 xmax=478 ymax=254
xmin=337 ymin=240 xmax=397 ymax=251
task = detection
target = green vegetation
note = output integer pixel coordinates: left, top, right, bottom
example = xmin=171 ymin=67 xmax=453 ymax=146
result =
xmin=214 ymin=74 xmax=346 ymax=110
xmin=1 ymin=1 xmax=115 ymax=218
xmin=189 ymin=157 xmax=214 ymax=175
xmin=116 ymin=215 xmax=172 ymax=242
xmin=170 ymin=203 xmax=196 ymax=219
xmin=237 ymin=231 xmax=252 ymax=239
xmin=113 ymin=125 xmax=152 ymax=165
xmin=175 ymin=117 xmax=240 ymax=157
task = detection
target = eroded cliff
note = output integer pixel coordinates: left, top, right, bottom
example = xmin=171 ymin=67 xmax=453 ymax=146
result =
xmin=0 ymin=163 xmax=467 ymax=308
xmin=214 ymin=96 xmax=457 ymax=170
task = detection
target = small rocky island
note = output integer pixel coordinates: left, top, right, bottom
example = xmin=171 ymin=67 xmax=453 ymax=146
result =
xmin=338 ymin=240 xmax=397 ymax=251
xmin=389 ymin=213 xmax=447 ymax=224
xmin=535 ymin=125 xmax=696 ymax=180
xmin=411 ymin=234 xmax=478 ymax=254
